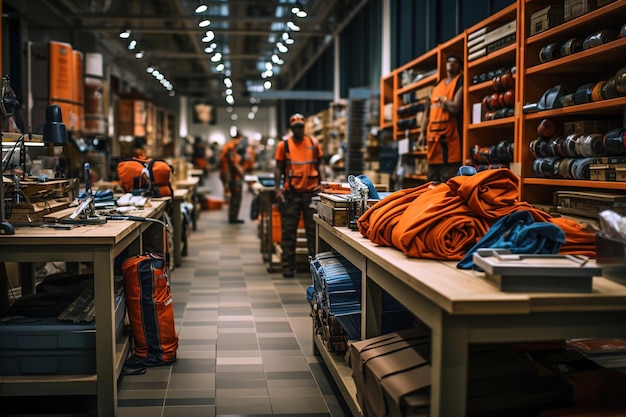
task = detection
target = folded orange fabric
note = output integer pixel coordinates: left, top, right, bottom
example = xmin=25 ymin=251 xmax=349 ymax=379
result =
xmin=550 ymin=217 xmax=597 ymax=256
xmin=358 ymin=183 xmax=434 ymax=246
xmin=357 ymin=167 xmax=596 ymax=260
xmin=392 ymin=180 xmax=490 ymax=259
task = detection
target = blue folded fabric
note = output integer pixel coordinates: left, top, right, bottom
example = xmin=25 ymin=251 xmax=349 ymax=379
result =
xmin=457 ymin=210 xmax=566 ymax=270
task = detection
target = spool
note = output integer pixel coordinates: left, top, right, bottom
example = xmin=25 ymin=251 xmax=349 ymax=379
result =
xmin=539 ymin=43 xmax=560 ymax=63
xmin=537 ymin=118 xmax=556 ymax=138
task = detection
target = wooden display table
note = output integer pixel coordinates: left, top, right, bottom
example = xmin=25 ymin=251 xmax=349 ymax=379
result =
xmin=0 ymin=201 xmax=167 ymax=417
xmin=175 ymin=177 xmax=201 ymax=231
xmin=314 ymin=216 xmax=626 ymax=417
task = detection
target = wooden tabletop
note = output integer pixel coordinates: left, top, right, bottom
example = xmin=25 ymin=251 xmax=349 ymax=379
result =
xmin=0 ymin=200 xmax=166 ymax=246
xmin=318 ymin=219 xmax=626 ymax=316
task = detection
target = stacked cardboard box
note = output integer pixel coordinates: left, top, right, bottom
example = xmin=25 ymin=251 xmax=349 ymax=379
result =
xmin=347 ymin=327 xmax=572 ymax=417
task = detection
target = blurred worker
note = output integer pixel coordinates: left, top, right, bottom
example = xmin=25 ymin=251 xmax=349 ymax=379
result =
xmin=417 ymin=53 xmax=464 ymax=183
xmin=220 ymin=129 xmax=245 ymax=224
xmin=274 ymin=113 xmax=325 ymax=278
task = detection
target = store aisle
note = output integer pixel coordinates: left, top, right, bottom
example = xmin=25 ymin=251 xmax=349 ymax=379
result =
xmin=117 ymin=173 xmax=350 ymax=417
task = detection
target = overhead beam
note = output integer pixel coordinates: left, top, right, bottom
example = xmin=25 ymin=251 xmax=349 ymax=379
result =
xmin=69 ymin=27 xmax=321 ymax=36
xmin=251 ymin=90 xmax=334 ymax=100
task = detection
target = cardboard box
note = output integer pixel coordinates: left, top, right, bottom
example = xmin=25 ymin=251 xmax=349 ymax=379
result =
xmin=555 ymin=190 xmax=626 ymax=218
xmin=564 ymin=0 xmax=597 ymax=21
xmin=530 ymin=5 xmax=563 ymax=36
xmin=317 ymin=202 xmax=348 ymax=227
xmin=563 ymin=119 xmax=619 ymax=135
xmin=347 ymin=327 xmax=431 ymax=413
xmin=589 ymin=164 xmax=616 ymax=181
xmin=596 ymin=233 xmax=626 ymax=265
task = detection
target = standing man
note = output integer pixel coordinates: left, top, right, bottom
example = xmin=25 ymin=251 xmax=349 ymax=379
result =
xmin=274 ymin=113 xmax=325 ymax=278
xmin=221 ymin=129 xmax=245 ymax=224
xmin=417 ymin=53 xmax=464 ymax=183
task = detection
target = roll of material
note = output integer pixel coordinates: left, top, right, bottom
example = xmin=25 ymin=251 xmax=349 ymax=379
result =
xmin=615 ymin=67 xmax=626 ymax=96
xmin=558 ymin=157 xmax=573 ymax=178
xmin=536 ymin=137 xmax=551 ymax=158
xmin=576 ymin=133 xmax=606 ymax=157
xmin=550 ymin=136 xmax=566 ymax=157
xmin=500 ymin=70 xmax=515 ymax=89
xmin=591 ymin=81 xmax=606 ymax=102
xmin=604 ymin=128 xmax=626 ymax=156
xmin=573 ymin=83 xmax=594 ymax=105
xmin=529 ymin=139 xmax=539 ymax=158
xmin=534 ymin=157 xmax=561 ymax=178
xmin=603 ymin=77 xmax=619 ymax=99
xmin=539 ymin=43 xmax=561 ymax=63
xmin=533 ymin=158 xmax=543 ymax=177
xmin=575 ymin=135 xmax=586 ymax=157
xmin=560 ymin=38 xmax=583 ymax=56
xmin=570 ymin=157 xmax=591 ymax=180
xmin=537 ymin=118 xmax=556 ymax=138
xmin=582 ymin=30 xmax=616 ymax=50
xmin=563 ymin=134 xmax=582 ymax=157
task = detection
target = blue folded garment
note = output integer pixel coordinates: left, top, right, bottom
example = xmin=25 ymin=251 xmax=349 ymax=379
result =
xmin=457 ymin=210 xmax=566 ymax=270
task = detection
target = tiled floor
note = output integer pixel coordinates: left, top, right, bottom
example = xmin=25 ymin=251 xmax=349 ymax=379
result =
xmin=116 ymin=172 xmax=351 ymax=417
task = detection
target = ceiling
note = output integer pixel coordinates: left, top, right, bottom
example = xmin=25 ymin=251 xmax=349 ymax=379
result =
xmin=4 ymin=0 xmax=366 ymax=110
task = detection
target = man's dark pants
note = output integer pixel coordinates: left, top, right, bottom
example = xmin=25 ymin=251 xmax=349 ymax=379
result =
xmin=279 ymin=191 xmax=317 ymax=271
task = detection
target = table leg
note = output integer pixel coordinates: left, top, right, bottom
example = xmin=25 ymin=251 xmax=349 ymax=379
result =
xmin=172 ymin=201 xmax=182 ymax=267
xmin=430 ymin=314 xmax=469 ymax=417
xmin=93 ymin=248 xmax=117 ymax=417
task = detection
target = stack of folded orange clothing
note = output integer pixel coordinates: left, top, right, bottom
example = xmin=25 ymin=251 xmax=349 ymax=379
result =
xmin=358 ymin=183 xmax=434 ymax=247
xmin=358 ymin=168 xmax=596 ymax=260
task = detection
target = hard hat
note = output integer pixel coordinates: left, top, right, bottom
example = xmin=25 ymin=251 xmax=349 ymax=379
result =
xmin=289 ymin=113 xmax=305 ymax=127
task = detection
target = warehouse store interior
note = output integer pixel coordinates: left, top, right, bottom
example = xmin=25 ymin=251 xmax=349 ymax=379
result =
xmin=2 ymin=0 xmax=626 ymax=416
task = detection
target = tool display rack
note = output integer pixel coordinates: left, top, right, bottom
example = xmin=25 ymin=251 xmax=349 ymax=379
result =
xmin=379 ymin=0 xmax=626 ymax=207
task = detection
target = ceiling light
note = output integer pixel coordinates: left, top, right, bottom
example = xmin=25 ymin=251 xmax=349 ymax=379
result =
xmin=119 ymin=28 xmax=131 ymax=39
xmin=211 ymin=52 xmax=222 ymax=62
xmin=287 ymin=21 xmax=300 ymax=31
xmin=224 ymin=78 xmax=232 ymax=87
xmin=291 ymin=4 xmax=307 ymax=18
xmin=195 ymin=4 xmax=208 ymax=13
xmin=203 ymin=31 xmax=215 ymax=42
xmin=146 ymin=66 xmax=154 ymax=73
xmin=265 ymin=62 xmax=273 ymax=71
xmin=128 ymin=39 xmax=137 ymax=50
xmin=204 ymin=46 xmax=214 ymax=53
xmin=264 ymin=81 xmax=272 ymax=89
xmin=216 ymin=63 xmax=225 ymax=72
xmin=134 ymin=51 xmax=145 ymax=59
xmin=248 ymin=112 xmax=255 ymax=120
xmin=226 ymin=96 xmax=235 ymax=105
xmin=198 ymin=18 xmax=211 ymax=28
xmin=225 ymin=88 xmax=232 ymax=95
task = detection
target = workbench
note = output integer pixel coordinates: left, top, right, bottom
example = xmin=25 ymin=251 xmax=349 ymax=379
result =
xmin=314 ymin=216 xmax=626 ymax=417
xmin=175 ymin=177 xmax=200 ymax=231
xmin=0 ymin=200 xmax=167 ymax=417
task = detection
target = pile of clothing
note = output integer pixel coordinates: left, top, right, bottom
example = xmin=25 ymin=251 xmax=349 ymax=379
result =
xmin=358 ymin=168 xmax=596 ymax=263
